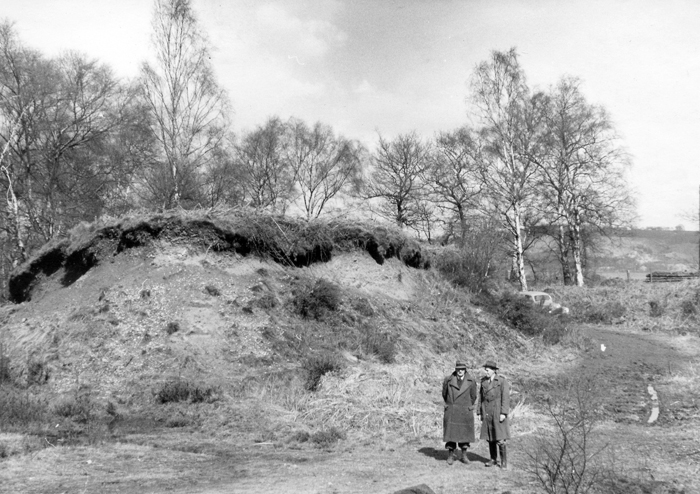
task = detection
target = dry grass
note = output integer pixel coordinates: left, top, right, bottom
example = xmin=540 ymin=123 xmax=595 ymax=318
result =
xmin=554 ymin=279 xmax=700 ymax=333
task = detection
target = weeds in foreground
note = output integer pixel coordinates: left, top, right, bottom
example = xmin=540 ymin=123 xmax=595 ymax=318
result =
xmin=0 ymin=386 xmax=48 ymax=428
xmin=524 ymin=375 xmax=607 ymax=494
xmin=155 ymin=379 xmax=220 ymax=404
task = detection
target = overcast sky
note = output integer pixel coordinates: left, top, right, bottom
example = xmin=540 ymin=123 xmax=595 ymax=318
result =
xmin=4 ymin=0 xmax=700 ymax=229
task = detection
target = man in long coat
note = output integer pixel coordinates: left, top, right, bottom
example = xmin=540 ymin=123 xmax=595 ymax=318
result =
xmin=442 ymin=360 xmax=477 ymax=465
xmin=478 ymin=360 xmax=510 ymax=469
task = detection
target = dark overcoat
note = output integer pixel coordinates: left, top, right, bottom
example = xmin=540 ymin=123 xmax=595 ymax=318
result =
xmin=478 ymin=374 xmax=511 ymax=441
xmin=442 ymin=372 xmax=477 ymax=443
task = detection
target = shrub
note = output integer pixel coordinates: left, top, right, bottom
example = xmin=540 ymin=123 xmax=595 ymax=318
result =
xmin=204 ymin=284 xmax=221 ymax=296
xmin=352 ymin=297 xmax=375 ymax=317
xmin=155 ymin=380 xmax=218 ymax=404
xmin=0 ymin=344 xmax=11 ymax=384
xmin=363 ymin=332 xmax=397 ymax=364
xmin=289 ymin=430 xmax=310 ymax=443
xmin=0 ymin=386 xmax=48 ymax=428
xmin=311 ymin=427 xmax=346 ymax=448
xmin=681 ymin=299 xmax=698 ymax=317
xmin=255 ymin=292 xmax=278 ymax=309
xmin=542 ymin=325 xmax=567 ymax=346
xmin=165 ymin=321 xmax=180 ymax=335
xmin=524 ymin=376 xmax=607 ymax=494
xmin=431 ymin=222 xmax=506 ymax=293
xmin=292 ymin=278 xmax=341 ymax=320
xmin=302 ymin=354 xmax=343 ymax=392
xmin=648 ymin=300 xmax=665 ymax=318
xmin=583 ymin=301 xmax=626 ymax=324
xmin=26 ymin=360 xmax=49 ymax=386
xmin=52 ymin=388 xmax=95 ymax=424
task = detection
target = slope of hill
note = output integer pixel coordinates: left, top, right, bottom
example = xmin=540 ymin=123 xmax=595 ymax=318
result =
xmin=0 ymin=210 xmax=529 ymax=444
xmin=1 ymin=211 xmax=698 ymax=494
xmin=592 ymin=229 xmax=699 ymax=276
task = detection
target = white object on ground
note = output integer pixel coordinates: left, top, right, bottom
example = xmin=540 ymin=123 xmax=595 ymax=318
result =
xmin=647 ymin=384 xmax=659 ymax=424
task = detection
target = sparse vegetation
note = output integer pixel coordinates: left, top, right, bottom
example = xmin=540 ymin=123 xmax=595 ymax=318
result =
xmin=648 ymin=299 xmax=665 ymax=317
xmin=292 ymin=278 xmax=341 ymax=320
xmin=0 ymin=343 xmax=11 ymax=384
xmin=0 ymin=386 xmax=49 ymax=429
xmin=155 ymin=379 xmax=219 ymax=404
xmin=204 ymin=284 xmax=221 ymax=296
xmin=165 ymin=321 xmax=181 ymax=335
xmin=495 ymin=293 xmax=567 ymax=344
xmin=0 ymin=209 xmax=698 ymax=492
xmin=525 ymin=375 xmax=607 ymax=494
xmin=303 ymin=353 xmax=343 ymax=392
xmin=310 ymin=427 xmax=346 ymax=448
xmin=52 ymin=386 xmax=96 ymax=424
xmin=361 ymin=330 xmax=398 ymax=364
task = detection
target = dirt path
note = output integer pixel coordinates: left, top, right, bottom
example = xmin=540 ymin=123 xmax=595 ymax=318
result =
xmin=579 ymin=325 xmax=700 ymax=425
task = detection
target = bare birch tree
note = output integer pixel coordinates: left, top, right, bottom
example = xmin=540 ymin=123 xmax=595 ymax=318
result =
xmin=537 ymin=76 xmax=633 ymax=286
xmin=139 ymin=0 xmax=229 ymax=209
xmin=470 ymin=48 xmax=545 ymax=291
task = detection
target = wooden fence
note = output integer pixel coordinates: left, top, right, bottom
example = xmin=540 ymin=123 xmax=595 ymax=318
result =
xmin=645 ymin=271 xmax=699 ymax=283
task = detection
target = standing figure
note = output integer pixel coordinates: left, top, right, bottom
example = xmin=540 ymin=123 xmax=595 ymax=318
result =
xmin=478 ymin=360 xmax=510 ymax=469
xmin=442 ymin=360 xmax=477 ymax=465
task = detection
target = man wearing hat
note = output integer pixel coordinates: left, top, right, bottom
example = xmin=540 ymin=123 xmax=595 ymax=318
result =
xmin=477 ymin=360 xmax=510 ymax=469
xmin=442 ymin=360 xmax=477 ymax=465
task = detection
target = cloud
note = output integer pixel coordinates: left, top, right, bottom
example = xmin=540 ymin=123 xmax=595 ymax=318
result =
xmin=255 ymin=2 xmax=347 ymax=60
xmin=353 ymin=79 xmax=374 ymax=94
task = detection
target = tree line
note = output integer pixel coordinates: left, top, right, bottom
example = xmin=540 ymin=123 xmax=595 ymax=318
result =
xmin=0 ymin=0 xmax=634 ymax=298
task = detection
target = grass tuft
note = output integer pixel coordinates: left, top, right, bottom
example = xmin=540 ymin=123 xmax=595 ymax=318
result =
xmin=292 ymin=278 xmax=341 ymax=320
xmin=302 ymin=354 xmax=343 ymax=392
xmin=311 ymin=427 xmax=346 ymax=448
xmin=155 ymin=379 xmax=219 ymax=404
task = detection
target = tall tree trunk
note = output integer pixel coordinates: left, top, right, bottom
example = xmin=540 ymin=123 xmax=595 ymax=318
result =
xmin=1 ymin=119 xmax=27 ymax=266
xmin=557 ymin=222 xmax=573 ymax=285
xmin=513 ymin=203 xmax=528 ymax=291
xmin=570 ymin=209 xmax=585 ymax=286
xmin=458 ymin=204 xmax=467 ymax=248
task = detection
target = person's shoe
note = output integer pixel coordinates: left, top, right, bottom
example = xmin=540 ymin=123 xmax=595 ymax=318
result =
xmin=499 ymin=444 xmax=508 ymax=469
xmin=460 ymin=449 xmax=469 ymax=464
xmin=446 ymin=449 xmax=454 ymax=465
xmin=485 ymin=441 xmax=498 ymax=467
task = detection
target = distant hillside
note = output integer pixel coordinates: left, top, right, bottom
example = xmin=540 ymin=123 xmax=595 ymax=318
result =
xmin=524 ymin=229 xmax=699 ymax=282
xmin=591 ymin=229 xmax=699 ymax=278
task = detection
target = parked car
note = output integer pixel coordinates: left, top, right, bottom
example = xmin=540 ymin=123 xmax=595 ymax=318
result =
xmin=517 ymin=291 xmax=570 ymax=315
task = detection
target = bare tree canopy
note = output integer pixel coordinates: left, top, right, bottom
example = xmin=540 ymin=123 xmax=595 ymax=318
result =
xmin=139 ymin=0 xmax=230 ymax=209
xmin=286 ymin=118 xmax=365 ymax=220
xmin=425 ymin=126 xmax=483 ymax=245
xmin=365 ymin=131 xmax=431 ymax=228
xmin=470 ymin=48 xmax=545 ymax=290
xmin=531 ymin=76 xmax=634 ymax=285
xmin=234 ymin=116 xmax=294 ymax=212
